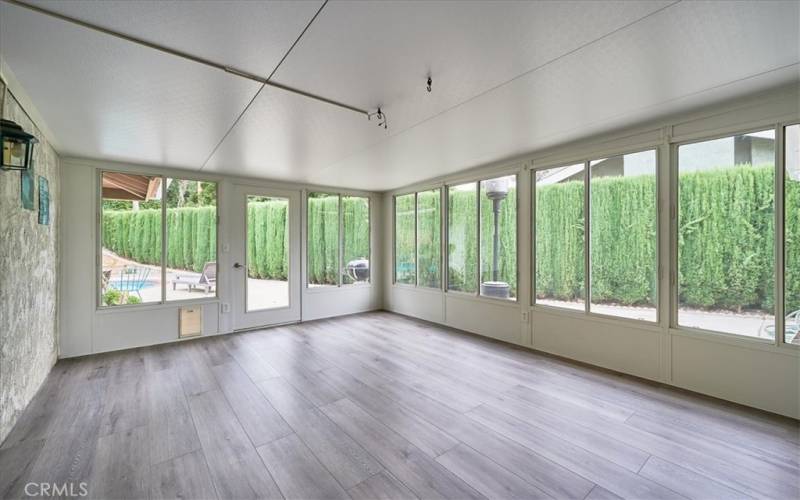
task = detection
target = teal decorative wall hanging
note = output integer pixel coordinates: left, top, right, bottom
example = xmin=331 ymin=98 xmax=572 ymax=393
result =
xmin=38 ymin=176 xmax=49 ymax=225
xmin=21 ymin=165 xmax=34 ymax=210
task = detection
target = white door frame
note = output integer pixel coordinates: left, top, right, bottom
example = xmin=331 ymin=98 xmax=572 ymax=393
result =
xmin=230 ymin=184 xmax=301 ymax=330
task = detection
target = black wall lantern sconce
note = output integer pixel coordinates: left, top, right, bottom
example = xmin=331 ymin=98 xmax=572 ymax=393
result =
xmin=1 ymin=119 xmax=38 ymax=171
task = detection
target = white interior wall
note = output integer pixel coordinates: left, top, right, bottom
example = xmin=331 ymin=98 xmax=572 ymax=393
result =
xmin=382 ymin=83 xmax=800 ymax=419
xmin=59 ymin=159 xmax=383 ymax=357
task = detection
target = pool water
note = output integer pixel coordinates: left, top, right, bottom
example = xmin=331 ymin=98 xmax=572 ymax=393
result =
xmin=111 ymin=279 xmax=159 ymax=291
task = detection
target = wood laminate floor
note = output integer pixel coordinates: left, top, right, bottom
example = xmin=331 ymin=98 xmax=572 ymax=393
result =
xmin=1 ymin=312 xmax=798 ymax=499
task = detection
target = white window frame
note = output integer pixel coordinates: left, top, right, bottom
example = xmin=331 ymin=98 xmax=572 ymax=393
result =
xmin=442 ymin=174 xmax=520 ymax=303
xmin=96 ymin=170 xmax=220 ymax=309
xmin=306 ymin=191 xmax=372 ymax=289
xmin=532 ymin=147 xmax=660 ymax=325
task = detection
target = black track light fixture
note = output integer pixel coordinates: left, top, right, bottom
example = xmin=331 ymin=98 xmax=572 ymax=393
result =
xmin=368 ymin=107 xmax=388 ymax=130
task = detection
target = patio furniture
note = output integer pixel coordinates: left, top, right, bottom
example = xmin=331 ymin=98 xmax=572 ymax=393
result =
xmin=345 ymin=258 xmax=369 ymax=282
xmin=172 ymin=262 xmax=216 ymax=293
xmin=110 ymin=266 xmax=151 ymax=299
xmin=763 ymin=309 xmax=800 ymax=344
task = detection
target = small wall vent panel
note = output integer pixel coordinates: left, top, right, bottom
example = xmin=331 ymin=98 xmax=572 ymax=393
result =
xmin=179 ymin=307 xmax=202 ymax=338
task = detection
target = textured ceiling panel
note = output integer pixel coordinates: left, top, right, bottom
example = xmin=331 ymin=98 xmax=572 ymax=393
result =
xmin=205 ymin=0 xmax=677 ymax=182
xmin=26 ymin=0 xmax=324 ymax=77
xmin=201 ymin=83 xmax=389 ymax=182
xmin=271 ymin=0 xmax=674 ymax=133
xmin=311 ymin=0 xmax=800 ymax=190
xmin=0 ymin=1 xmax=263 ymax=168
xmin=1 ymin=1 xmax=798 ymax=190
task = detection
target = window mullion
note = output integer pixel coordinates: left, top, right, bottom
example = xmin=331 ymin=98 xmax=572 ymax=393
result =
xmin=584 ymin=161 xmax=590 ymax=314
xmin=776 ymin=124 xmax=785 ymax=346
xmin=160 ymin=175 xmax=167 ymax=304
xmin=338 ymin=194 xmax=343 ymax=287
xmin=416 ymin=192 xmax=420 ymax=288
xmin=475 ymin=182 xmax=481 ymax=296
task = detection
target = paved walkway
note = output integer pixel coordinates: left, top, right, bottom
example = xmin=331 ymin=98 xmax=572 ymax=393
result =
xmin=537 ymin=299 xmax=778 ymax=340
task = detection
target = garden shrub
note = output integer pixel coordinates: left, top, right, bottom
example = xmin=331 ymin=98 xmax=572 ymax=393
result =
xmin=102 ymin=164 xmax=792 ymax=313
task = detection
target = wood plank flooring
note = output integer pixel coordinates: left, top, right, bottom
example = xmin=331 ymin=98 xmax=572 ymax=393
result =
xmin=1 ymin=311 xmax=798 ymax=500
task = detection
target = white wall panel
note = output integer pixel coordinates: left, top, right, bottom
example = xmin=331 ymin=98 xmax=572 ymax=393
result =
xmin=671 ymin=333 xmax=800 ymax=418
xmin=446 ymin=295 xmax=524 ymax=345
xmin=59 ymin=162 xmax=95 ymax=356
xmin=303 ymin=287 xmax=378 ymax=322
xmin=531 ymin=309 xmax=662 ymax=382
xmin=94 ymin=307 xmax=179 ymax=353
xmin=388 ymin=287 xmax=445 ymax=324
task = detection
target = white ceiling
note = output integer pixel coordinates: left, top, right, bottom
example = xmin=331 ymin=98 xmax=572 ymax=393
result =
xmin=1 ymin=0 xmax=798 ymax=191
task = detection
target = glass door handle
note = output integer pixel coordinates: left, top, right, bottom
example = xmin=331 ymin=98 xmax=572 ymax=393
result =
xmin=233 ymin=262 xmax=244 ymax=269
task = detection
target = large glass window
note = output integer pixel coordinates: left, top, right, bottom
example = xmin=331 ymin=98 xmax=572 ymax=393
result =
xmin=590 ymin=151 xmax=657 ymax=321
xmin=307 ymin=193 xmax=370 ymax=287
xmin=247 ymin=196 xmax=289 ymax=311
xmin=342 ymin=195 xmax=370 ymax=285
xmin=101 ymin=173 xmax=163 ymax=306
xmin=417 ymin=189 xmax=441 ymax=288
xmin=100 ymin=173 xmax=217 ymax=306
xmin=166 ymin=180 xmax=217 ymax=302
xmin=395 ymin=193 xmax=416 ymax=285
xmin=535 ymin=164 xmax=585 ymax=311
xmin=448 ymin=182 xmax=478 ymax=293
xmin=678 ymin=130 xmax=775 ymax=338
xmin=480 ymin=175 xmax=517 ymax=300
xmin=307 ymin=193 xmax=339 ymax=287
xmin=784 ymin=124 xmax=799 ymax=345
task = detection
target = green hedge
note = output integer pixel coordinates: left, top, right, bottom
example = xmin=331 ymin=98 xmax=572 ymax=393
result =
xmin=787 ymin=176 xmax=800 ymax=315
xmin=102 ymin=165 xmax=800 ymax=314
xmin=678 ymin=165 xmax=775 ymax=311
xmin=417 ymin=190 xmax=442 ymax=288
xmin=533 ymin=163 xmax=793 ymax=313
xmin=307 ymin=195 xmax=338 ymax=284
xmin=103 ymin=206 xmax=216 ymax=273
xmin=247 ymin=200 xmax=289 ymax=280
xmin=305 ymin=195 xmax=370 ymax=285
xmin=103 ymin=197 xmax=370 ymax=284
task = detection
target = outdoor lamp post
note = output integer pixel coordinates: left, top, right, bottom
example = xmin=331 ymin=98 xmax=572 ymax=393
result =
xmin=1 ymin=119 xmax=38 ymax=171
xmin=480 ymin=177 xmax=510 ymax=299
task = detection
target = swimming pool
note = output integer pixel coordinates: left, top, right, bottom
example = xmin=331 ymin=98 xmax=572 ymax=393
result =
xmin=111 ymin=279 xmax=159 ymax=291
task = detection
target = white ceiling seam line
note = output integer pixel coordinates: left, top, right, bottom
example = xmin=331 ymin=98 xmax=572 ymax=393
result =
xmin=314 ymin=0 xmax=684 ymax=178
xmin=198 ymin=0 xmax=331 ymax=172
xmin=0 ymin=0 xmax=367 ymax=119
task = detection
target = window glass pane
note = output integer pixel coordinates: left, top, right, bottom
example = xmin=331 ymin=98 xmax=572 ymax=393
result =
xmin=589 ymin=151 xmax=657 ymax=321
xmin=395 ymin=194 xmax=416 ymax=284
xmin=342 ymin=196 xmax=370 ymax=285
xmin=480 ymin=175 xmax=517 ymax=299
xmin=246 ymin=196 xmax=289 ymax=311
xmin=785 ymin=124 xmax=800 ymax=344
xmin=448 ymin=183 xmax=478 ymax=293
xmin=307 ymin=193 xmax=339 ymax=287
xmin=100 ymin=172 xmax=162 ymax=306
xmin=417 ymin=189 xmax=442 ymax=288
xmin=535 ymin=164 xmax=585 ymax=310
xmin=165 ymin=180 xmax=217 ymax=301
xmin=678 ymin=130 xmax=775 ymax=337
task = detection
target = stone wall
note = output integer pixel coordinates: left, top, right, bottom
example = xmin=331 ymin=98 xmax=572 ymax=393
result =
xmin=0 ymin=79 xmax=60 ymax=444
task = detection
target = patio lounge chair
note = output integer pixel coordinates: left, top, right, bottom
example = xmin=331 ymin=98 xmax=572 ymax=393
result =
xmin=763 ymin=309 xmax=800 ymax=344
xmin=172 ymin=262 xmax=216 ymax=294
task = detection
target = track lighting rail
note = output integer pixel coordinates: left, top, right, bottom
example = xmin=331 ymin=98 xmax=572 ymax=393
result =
xmin=1 ymin=0 xmax=374 ymax=118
